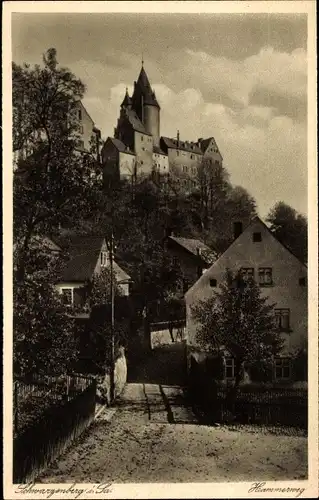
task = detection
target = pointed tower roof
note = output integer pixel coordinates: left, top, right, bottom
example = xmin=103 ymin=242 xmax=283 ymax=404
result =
xmin=133 ymin=64 xmax=160 ymax=109
xmin=137 ymin=66 xmax=152 ymax=91
xmin=120 ymin=88 xmax=132 ymax=108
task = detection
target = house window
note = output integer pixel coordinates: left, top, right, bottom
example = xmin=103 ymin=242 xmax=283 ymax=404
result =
xmin=299 ymin=277 xmax=306 ymax=286
xmin=176 ymin=151 xmax=179 ymax=156
xmin=141 ymin=136 xmax=144 ymax=141
xmin=275 ymin=358 xmax=291 ymax=380
xmin=100 ymin=251 xmax=108 ymax=267
xmin=191 ymin=154 xmax=194 ymax=159
xmin=225 ymin=358 xmax=235 ymax=379
xmin=259 ymin=267 xmax=273 ymax=286
xmin=240 ymin=267 xmax=254 ymax=281
xmin=275 ymin=309 xmax=290 ymax=331
xmin=79 ymin=125 xmax=84 ymax=134
xmin=78 ymin=109 xmax=82 ymax=120
xmin=253 ymin=232 xmax=262 ymax=242
xmin=172 ymin=256 xmax=178 ymax=266
xmin=210 ymin=278 xmax=217 ymax=287
xmin=61 ymin=288 xmax=73 ymax=305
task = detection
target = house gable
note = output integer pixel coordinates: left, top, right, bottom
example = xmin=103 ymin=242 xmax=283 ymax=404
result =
xmin=185 ymin=217 xmax=307 ymax=355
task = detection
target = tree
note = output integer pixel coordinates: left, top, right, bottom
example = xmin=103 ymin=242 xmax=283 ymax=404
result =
xmin=13 ymin=48 xmax=99 ymax=281
xmin=13 ymin=243 xmax=79 ymax=376
xmin=266 ymin=202 xmax=307 ymax=263
xmin=89 ymin=268 xmax=122 ymax=308
xmin=191 ymin=270 xmax=283 ymax=390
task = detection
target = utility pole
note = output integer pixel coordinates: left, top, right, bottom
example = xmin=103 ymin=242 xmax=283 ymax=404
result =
xmin=109 ymin=229 xmax=115 ymax=403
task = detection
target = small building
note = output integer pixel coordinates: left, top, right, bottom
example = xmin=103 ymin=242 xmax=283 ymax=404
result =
xmin=165 ymin=235 xmax=218 ymax=293
xmin=185 ymin=216 xmax=307 ymax=383
xmin=55 ymin=236 xmax=131 ymax=309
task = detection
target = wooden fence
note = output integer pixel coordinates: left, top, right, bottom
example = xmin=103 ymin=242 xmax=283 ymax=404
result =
xmin=13 ymin=376 xmax=96 ymax=483
xmin=189 ymin=376 xmax=307 ymax=429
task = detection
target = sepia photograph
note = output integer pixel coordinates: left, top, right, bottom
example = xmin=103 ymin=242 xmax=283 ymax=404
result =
xmin=3 ymin=1 xmax=318 ymax=498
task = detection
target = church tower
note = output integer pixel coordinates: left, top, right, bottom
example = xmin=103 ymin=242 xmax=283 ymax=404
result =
xmin=131 ymin=63 xmax=160 ymax=147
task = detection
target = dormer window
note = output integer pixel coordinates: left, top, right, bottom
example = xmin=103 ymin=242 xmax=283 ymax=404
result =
xmin=100 ymin=251 xmax=108 ymax=267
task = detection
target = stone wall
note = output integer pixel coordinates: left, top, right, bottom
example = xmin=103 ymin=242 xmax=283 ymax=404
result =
xmin=97 ymin=347 xmax=127 ymax=405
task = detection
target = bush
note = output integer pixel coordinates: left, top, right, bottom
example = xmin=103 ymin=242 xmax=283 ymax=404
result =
xmin=249 ymin=358 xmax=274 ymax=383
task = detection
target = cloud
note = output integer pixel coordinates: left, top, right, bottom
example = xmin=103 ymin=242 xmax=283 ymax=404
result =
xmin=177 ymin=46 xmax=307 ymax=113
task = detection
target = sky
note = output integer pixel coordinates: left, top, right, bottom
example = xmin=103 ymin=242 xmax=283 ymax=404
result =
xmin=11 ymin=12 xmax=308 ymax=217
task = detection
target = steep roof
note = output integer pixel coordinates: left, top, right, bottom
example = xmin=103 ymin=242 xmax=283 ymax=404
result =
xmin=59 ymin=236 xmax=132 ymax=283
xmin=60 ymin=236 xmax=105 ymax=282
xmin=126 ymin=109 xmax=151 ymax=135
xmin=168 ymin=236 xmax=218 ymax=265
xmin=198 ymin=138 xmax=213 ymax=153
xmin=161 ymin=136 xmax=202 ymax=155
xmin=199 ymin=137 xmax=223 ymax=160
xmin=133 ymin=65 xmax=160 ymax=108
xmin=107 ymin=137 xmax=135 ymax=155
xmin=153 ymin=145 xmax=167 ymax=156
xmin=121 ymin=88 xmax=132 ymax=108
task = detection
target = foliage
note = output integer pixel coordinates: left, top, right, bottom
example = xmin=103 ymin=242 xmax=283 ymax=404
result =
xmin=266 ymin=201 xmax=307 ymax=263
xmin=191 ymin=270 xmax=284 ymax=387
xmin=89 ymin=268 xmax=122 ymax=308
xmin=13 ymin=48 xmax=100 ymax=281
xmin=13 ymin=246 xmax=79 ymax=376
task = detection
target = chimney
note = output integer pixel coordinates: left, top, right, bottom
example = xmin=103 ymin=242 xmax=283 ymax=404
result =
xmin=233 ymin=221 xmax=243 ymax=239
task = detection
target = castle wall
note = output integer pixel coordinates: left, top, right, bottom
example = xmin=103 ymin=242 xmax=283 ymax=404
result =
xmin=134 ymin=131 xmax=153 ymax=175
xmin=119 ymin=152 xmax=136 ymax=179
xmin=153 ymin=151 xmax=169 ymax=175
xmin=143 ymin=105 xmax=160 ymax=147
xmin=76 ymin=102 xmax=96 ymax=152
xmin=101 ymin=141 xmax=119 ymax=183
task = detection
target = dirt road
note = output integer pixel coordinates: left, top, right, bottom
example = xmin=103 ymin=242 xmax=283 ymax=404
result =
xmin=39 ymin=380 xmax=307 ymax=483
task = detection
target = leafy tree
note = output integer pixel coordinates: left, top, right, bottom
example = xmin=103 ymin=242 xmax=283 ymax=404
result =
xmin=266 ymin=201 xmax=307 ymax=263
xmin=191 ymin=270 xmax=283 ymax=389
xmin=89 ymin=268 xmax=122 ymax=308
xmin=13 ymin=48 xmax=99 ymax=281
xmin=13 ymin=244 xmax=78 ymax=376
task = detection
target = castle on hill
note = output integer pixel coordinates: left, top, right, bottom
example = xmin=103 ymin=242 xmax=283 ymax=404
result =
xmin=101 ymin=63 xmax=223 ymax=190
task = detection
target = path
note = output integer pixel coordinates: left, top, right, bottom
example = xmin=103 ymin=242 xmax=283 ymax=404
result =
xmin=39 ymin=343 xmax=307 ymax=483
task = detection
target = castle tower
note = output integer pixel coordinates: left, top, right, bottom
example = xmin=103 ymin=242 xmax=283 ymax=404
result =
xmin=131 ymin=63 xmax=160 ymax=147
xmin=120 ymin=88 xmax=132 ymax=109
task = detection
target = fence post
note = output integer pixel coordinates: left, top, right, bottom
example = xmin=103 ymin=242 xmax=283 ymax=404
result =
xmin=14 ymin=382 xmax=18 ymax=433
